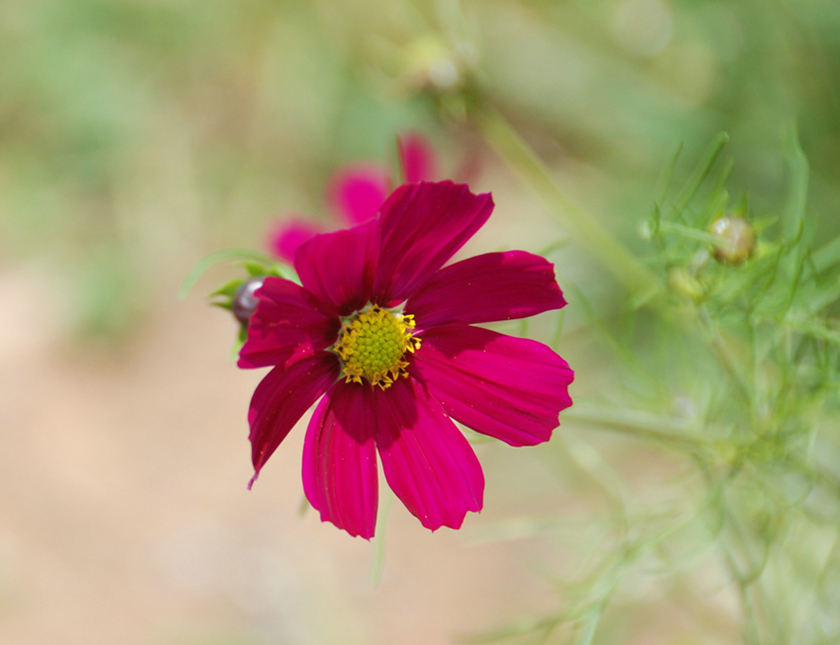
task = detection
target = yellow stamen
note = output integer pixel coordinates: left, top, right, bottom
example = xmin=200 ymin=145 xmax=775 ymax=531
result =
xmin=334 ymin=305 xmax=421 ymax=390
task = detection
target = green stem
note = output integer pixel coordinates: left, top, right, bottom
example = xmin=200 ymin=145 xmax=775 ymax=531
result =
xmin=179 ymin=248 xmax=289 ymax=299
xmin=475 ymin=108 xmax=660 ymax=302
xmin=658 ymin=220 xmax=730 ymax=246
xmin=698 ymin=306 xmax=752 ymax=404
xmin=674 ymin=132 xmax=730 ymax=214
xmin=565 ymin=402 xmax=716 ymax=449
xmin=370 ymin=492 xmax=393 ymax=587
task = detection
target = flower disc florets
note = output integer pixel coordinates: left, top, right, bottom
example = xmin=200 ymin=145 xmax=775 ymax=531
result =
xmin=334 ymin=305 xmax=421 ymax=389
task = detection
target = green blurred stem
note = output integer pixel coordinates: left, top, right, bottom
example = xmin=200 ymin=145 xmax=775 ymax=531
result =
xmin=674 ymin=132 xmax=730 ymax=214
xmin=370 ymin=492 xmax=393 ymax=587
xmin=812 ymin=236 xmax=840 ymax=273
xmin=698 ymin=307 xmax=751 ymax=404
xmin=475 ymin=108 xmax=659 ymax=301
xmin=658 ymin=221 xmax=729 ymax=246
xmin=476 ymin=109 xmax=755 ymax=410
xmin=179 ymin=248 xmax=291 ymax=299
xmin=565 ymin=403 xmax=715 ymax=449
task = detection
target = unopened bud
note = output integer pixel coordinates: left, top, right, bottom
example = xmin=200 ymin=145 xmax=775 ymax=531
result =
xmin=232 ymin=277 xmax=264 ymax=325
xmin=709 ymin=216 xmax=755 ymax=264
xmin=405 ymin=36 xmax=462 ymax=91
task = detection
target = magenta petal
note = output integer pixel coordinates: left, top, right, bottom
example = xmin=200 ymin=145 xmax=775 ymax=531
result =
xmin=328 ymin=164 xmax=390 ymax=226
xmin=406 ymin=251 xmax=567 ymax=328
xmin=398 ymin=132 xmax=437 ymax=183
xmin=374 ymin=377 xmax=484 ymax=531
xmin=294 ymin=219 xmax=380 ymax=317
xmin=238 ymin=278 xmax=340 ymax=369
xmin=373 ymin=181 xmax=494 ymax=305
xmin=412 ymin=325 xmax=574 ymax=447
xmin=247 ymin=353 xmax=340 ymax=488
xmin=268 ymin=218 xmax=324 ymax=264
xmin=302 ymin=382 xmax=378 ymax=539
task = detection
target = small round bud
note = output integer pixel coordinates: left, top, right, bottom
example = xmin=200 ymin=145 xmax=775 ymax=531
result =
xmin=709 ymin=216 xmax=755 ymax=264
xmin=232 ymin=277 xmax=264 ymax=325
xmin=405 ymin=36 xmax=463 ymax=91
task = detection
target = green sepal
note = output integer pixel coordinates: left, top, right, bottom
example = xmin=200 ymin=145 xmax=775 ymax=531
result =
xmin=179 ymin=248 xmax=294 ymax=300
xmin=208 ymin=278 xmax=245 ymax=300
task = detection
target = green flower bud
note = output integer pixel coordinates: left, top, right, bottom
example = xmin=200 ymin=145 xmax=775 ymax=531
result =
xmin=709 ymin=216 xmax=755 ymax=264
xmin=404 ymin=36 xmax=463 ymax=91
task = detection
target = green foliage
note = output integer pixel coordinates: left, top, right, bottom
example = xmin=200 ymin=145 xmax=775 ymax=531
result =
xmin=467 ymin=131 xmax=840 ymax=644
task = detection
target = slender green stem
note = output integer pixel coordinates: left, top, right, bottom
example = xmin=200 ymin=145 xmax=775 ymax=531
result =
xmin=812 ymin=236 xmax=840 ymax=273
xmin=674 ymin=132 xmax=730 ymax=214
xmin=565 ymin=402 xmax=716 ymax=449
xmin=698 ymin=307 xmax=752 ymax=404
xmin=658 ymin=220 xmax=730 ymax=246
xmin=370 ymin=492 xmax=393 ymax=586
xmin=179 ymin=248 xmax=290 ymax=299
xmin=475 ymin=108 xmax=660 ymax=301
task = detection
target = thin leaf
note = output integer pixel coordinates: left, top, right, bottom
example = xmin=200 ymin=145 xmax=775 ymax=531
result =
xmin=655 ymin=141 xmax=683 ymax=205
xmin=674 ymin=132 xmax=729 ymax=214
xmin=179 ymin=249 xmax=283 ymax=300
xmin=207 ymin=278 xmax=245 ymax=300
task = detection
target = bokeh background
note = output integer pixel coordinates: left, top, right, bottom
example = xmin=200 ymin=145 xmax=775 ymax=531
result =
xmin=2 ymin=0 xmax=840 ymax=643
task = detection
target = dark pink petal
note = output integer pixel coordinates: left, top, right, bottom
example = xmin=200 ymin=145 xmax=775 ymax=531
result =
xmin=398 ymin=132 xmax=437 ymax=183
xmin=328 ymin=164 xmax=390 ymax=226
xmin=302 ymin=382 xmax=378 ymax=539
xmin=412 ymin=325 xmax=574 ymax=447
xmin=374 ymin=377 xmax=484 ymax=531
xmin=248 ymin=353 xmax=340 ymax=488
xmin=238 ymin=278 xmax=340 ymax=369
xmin=294 ymin=219 xmax=380 ymax=317
xmin=268 ymin=218 xmax=323 ymax=263
xmin=405 ymin=251 xmax=567 ymax=328
xmin=373 ymin=181 xmax=494 ymax=305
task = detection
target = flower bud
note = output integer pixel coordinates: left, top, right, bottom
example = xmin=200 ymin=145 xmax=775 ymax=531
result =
xmin=232 ymin=277 xmax=264 ymax=325
xmin=404 ymin=36 xmax=463 ymax=91
xmin=709 ymin=216 xmax=755 ymax=264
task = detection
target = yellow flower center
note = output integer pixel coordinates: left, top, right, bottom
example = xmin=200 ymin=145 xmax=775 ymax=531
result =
xmin=334 ymin=305 xmax=421 ymax=389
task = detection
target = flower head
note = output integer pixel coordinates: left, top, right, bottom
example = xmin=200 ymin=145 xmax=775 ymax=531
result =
xmin=241 ymin=181 xmax=574 ymax=538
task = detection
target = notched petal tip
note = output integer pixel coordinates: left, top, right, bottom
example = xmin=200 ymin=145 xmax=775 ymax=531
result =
xmin=302 ymin=383 xmax=379 ymax=539
xmin=406 ymin=250 xmax=568 ymax=328
xmin=374 ymin=181 xmax=495 ymax=304
xmin=413 ymin=325 xmax=574 ymax=447
xmin=374 ymin=378 xmax=484 ymax=532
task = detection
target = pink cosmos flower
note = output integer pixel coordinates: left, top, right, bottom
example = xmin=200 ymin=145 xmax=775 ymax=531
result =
xmin=268 ymin=133 xmax=437 ymax=263
xmin=241 ymin=181 xmax=574 ymax=538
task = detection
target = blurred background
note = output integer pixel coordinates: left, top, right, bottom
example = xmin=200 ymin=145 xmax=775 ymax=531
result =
xmin=2 ymin=0 xmax=840 ymax=643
